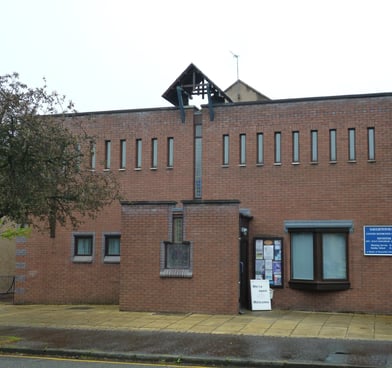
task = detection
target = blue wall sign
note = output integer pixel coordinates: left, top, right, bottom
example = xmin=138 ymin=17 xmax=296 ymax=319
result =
xmin=364 ymin=226 xmax=392 ymax=256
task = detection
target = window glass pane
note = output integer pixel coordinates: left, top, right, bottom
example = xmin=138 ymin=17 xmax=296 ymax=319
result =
xmin=291 ymin=233 xmax=313 ymax=280
xmin=329 ymin=129 xmax=336 ymax=161
xmin=195 ymin=124 xmax=202 ymax=138
xmin=120 ymin=140 xmax=126 ymax=169
xmin=368 ymin=127 xmax=375 ymax=160
xmin=322 ymin=233 xmax=347 ymax=279
xmin=151 ymin=138 xmax=158 ymax=168
xmin=195 ymin=137 xmax=202 ymax=198
xmin=240 ymin=134 xmax=246 ymax=164
xmin=90 ymin=142 xmax=96 ymax=169
xmin=105 ymin=140 xmax=111 ymax=169
xmin=76 ymin=237 xmax=92 ymax=256
xmin=106 ymin=236 xmax=120 ymax=256
xmin=311 ymin=130 xmax=318 ymax=162
xmin=136 ymin=139 xmax=142 ymax=168
xmin=166 ymin=243 xmax=190 ymax=269
xmin=257 ymin=133 xmax=263 ymax=164
xmin=223 ymin=135 xmax=229 ymax=165
xmin=348 ymin=128 xmax=356 ymax=160
xmin=274 ymin=132 xmax=281 ymax=163
xmin=167 ymin=137 xmax=174 ymax=167
xmin=292 ymin=131 xmax=299 ymax=162
xmin=173 ymin=216 xmax=183 ymax=243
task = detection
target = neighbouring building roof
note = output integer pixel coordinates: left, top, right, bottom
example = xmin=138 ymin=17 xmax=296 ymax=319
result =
xmin=224 ymin=79 xmax=270 ymax=102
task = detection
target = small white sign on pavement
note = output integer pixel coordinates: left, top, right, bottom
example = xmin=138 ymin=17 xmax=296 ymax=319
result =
xmin=250 ymin=279 xmax=271 ymax=311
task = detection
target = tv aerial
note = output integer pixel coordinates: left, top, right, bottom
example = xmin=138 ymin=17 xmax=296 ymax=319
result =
xmin=230 ymin=51 xmax=239 ymax=80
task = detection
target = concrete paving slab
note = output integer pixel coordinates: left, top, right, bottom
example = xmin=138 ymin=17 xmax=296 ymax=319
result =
xmin=318 ymin=326 xmax=348 ymax=338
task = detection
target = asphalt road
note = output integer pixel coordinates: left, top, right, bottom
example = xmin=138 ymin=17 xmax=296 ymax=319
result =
xmin=1 ymin=326 xmax=392 ymax=367
xmin=0 ymin=355 xmax=186 ymax=368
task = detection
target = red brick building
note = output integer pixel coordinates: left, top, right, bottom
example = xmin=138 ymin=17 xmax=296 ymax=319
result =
xmin=14 ymin=64 xmax=392 ymax=314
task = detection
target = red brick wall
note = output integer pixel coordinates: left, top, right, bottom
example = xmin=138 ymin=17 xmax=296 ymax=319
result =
xmin=15 ymin=107 xmax=197 ymax=305
xmin=15 ymin=94 xmax=392 ymax=314
xmin=201 ymin=96 xmax=392 ymax=313
xmin=120 ymin=200 xmax=240 ymax=314
xmin=15 ymin=204 xmax=121 ymax=304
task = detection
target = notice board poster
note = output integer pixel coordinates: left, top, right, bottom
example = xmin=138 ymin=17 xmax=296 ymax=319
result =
xmin=254 ymin=237 xmax=283 ymax=287
xmin=364 ymin=226 xmax=392 ymax=256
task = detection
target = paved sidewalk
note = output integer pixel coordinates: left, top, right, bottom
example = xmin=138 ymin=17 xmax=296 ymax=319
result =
xmin=1 ymin=303 xmax=392 ymax=367
xmin=0 ymin=303 xmax=391 ymax=340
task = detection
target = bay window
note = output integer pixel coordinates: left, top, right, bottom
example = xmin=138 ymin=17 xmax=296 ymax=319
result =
xmin=285 ymin=220 xmax=351 ymax=291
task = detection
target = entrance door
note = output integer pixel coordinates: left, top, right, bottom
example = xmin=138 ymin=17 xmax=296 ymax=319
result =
xmin=239 ymin=215 xmax=252 ymax=310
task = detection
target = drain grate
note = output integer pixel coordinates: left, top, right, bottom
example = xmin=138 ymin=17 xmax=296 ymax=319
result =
xmin=326 ymin=351 xmax=386 ymax=366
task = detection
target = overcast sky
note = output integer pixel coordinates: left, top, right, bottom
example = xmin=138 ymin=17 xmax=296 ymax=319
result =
xmin=2 ymin=0 xmax=392 ymax=112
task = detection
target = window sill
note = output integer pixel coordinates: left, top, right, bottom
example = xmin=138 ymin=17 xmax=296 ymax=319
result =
xmin=347 ymin=160 xmax=357 ymax=164
xmin=134 ymin=168 xmax=142 ymax=171
xmin=367 ymin=160 xmax=376 ymax=163
xmin=104 ymin=256 xmax=120 ymax=264
xmin=310 ymin=161 xmax=318 ymax=165
xmin=73 ymin=256 xmax=93 ymax=263
xmin=238 ymin=164 xmax=246 ymax=168
xmin=274 ymin=163 xmax=282 ymax=166
xmin=291 ymin=162 xmax=300 ymax=165
xmin=256 ymin=163 xmax=264 ymax=167
xmin=150 ymin=167 xmax=157 ymax=171
xmin=103 ymin=168 xmax=110 ymax=172
xmin=289 ymin=280 xmax=350 ymax=291
xmin=221 ymin=164 xmax=229 ymax=168
xmin=329 ymin=161 xmax=337 ymax=164
xmin=160 ymin=269 xmax=192 ymax=278
xmin=118 ymin=168 xmax=126 ymax=172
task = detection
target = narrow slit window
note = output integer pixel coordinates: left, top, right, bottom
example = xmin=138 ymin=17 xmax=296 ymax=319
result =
xmin=292 ymin=131 xmax=299 ymax=163
xmin=311 ymin=130 xmax=318 ymax=162
xmin=151 ymin=138 xmax=158 ymax=168
xmin=136 ymin=139 xmax=142 ymax=169
xmin=90 ymin=141 xmax=96 ymax=170
xmin=104 ymin=140 xmax=111 ymax=169
xmin=194 ymin=124 xmax=202 ymax=198
xmin=257 ymin=133 xmax=264 ymax=165
xmin=348 ymin=128 xmax=356 ymax=161
xmin=240 ymin=134 xmax=246 ymax=165
xmin=367 ymin=127 xmax=375 ymax=160
xmin=167 ymin=137 xmax=174 ymax=167
xmin=223 ymin=135 xmax=229 ymax=166
xmin=120 ymin=139 xmax=126 ymax=169
xmin=274 ymin=132 xmax=281 ymax=164
xmin=173 ymin=214 xmax=183 ymax=243
xmin=329 ymin=129 xmax=337 ymax=162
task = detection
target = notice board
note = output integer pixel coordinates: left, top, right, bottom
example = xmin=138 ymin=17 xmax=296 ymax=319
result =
xmin=364 ymin=226 xmax=392 ymax=256
xmin=250 ymin=279 xmax=271 ymax=311
xmin=254 ymin=237 xmax=283 ymax=287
